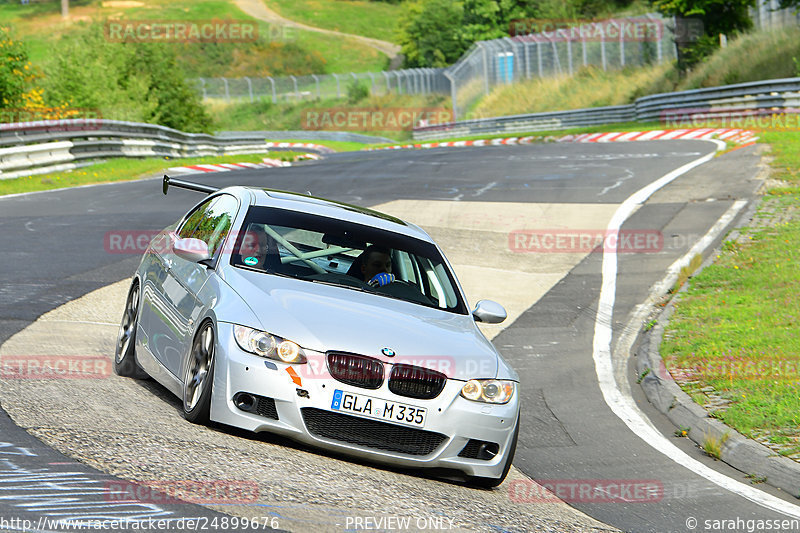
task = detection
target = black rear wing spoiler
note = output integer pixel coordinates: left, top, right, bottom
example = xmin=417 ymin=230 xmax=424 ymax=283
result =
xmin=162 ymin=175 xmax=219 ymax=195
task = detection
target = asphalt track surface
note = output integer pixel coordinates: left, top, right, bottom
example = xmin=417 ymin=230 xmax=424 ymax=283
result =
xmin=1 ymin=141 xmax=798 ymax=532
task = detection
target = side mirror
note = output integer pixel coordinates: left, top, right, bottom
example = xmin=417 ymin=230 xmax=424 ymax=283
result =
xmin=472 ymin=299 xmax=507 ymax=324
xmin=173 ymin=238 xmax=211 ymax=263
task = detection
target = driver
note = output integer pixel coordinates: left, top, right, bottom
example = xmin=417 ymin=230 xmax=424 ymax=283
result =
xmin=360 ymin=244 xmax=395 ymax=287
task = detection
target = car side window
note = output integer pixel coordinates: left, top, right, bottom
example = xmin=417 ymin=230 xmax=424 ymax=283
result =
xmin=178 ymin=195 xmax=239 ymax=257
xmin=178 ymin=198 xmax=213 ymax=239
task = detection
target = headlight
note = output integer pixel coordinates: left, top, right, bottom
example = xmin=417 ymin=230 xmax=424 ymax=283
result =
xmin=460 ymin=379 xmax=515 ymax=404
xmin=233 ymin=325 xmax=307 ymax=364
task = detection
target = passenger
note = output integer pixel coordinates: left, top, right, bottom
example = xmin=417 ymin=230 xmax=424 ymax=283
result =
xmin=238 ymin=226 xmax=270 ymax=269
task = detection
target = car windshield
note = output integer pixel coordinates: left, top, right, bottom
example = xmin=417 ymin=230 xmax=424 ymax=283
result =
xmin=230 ymin=206 xmax=467 ymax=314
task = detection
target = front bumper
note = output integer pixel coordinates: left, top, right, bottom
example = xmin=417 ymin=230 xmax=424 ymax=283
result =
xmin=209 ymin=322 xmax=519 ymax=479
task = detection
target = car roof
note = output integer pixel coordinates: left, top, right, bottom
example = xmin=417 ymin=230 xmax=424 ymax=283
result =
xmin=228 ymin=187 xmax=434 ymax=242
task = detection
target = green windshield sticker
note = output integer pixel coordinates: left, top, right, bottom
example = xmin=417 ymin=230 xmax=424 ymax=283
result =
xmin=243 ymin=256 xmax=258 ymax=266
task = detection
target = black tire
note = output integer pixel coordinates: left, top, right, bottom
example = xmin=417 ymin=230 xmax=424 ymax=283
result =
xmin=182 ymin=321 xmax=215 ymax=424
xmin=469 ymin=415 xmax=520 ymax=489
xmin=113 ymin=280 xmax=149 ymax=379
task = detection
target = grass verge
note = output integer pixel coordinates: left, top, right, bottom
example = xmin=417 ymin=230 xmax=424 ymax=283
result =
xmin=3 ymin=0 xmax=387 ymax=75
xmin=660 ymin=129 xmax=800 ymax=461
xmin=265 ymin=0 xmax=402 ymax=44
xmin=0 ymin=152 xmax=305 ymax=197
xmin=208 ymin=92 xmax=451 ymax=141
xmin=470 ymin=25 xmax=800 ymax=121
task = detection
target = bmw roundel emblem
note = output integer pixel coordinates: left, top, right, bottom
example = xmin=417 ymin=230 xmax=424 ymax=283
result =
xmin=381 ymin=347 xmax=396 ymax=357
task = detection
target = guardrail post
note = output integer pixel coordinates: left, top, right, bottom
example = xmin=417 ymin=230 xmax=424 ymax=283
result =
xmin=312 ymin=74 xmax=320 ymax=98
xmin=244 ymin=76 xmax=253 ymax=102
xmin=332 ymin=73 xmax=341 ymax=98
xmin=618 ymin=21 xmax=625 ymax=66
xmin=290 ymin=75 xmax=299 ymax=100
xmin=368 ymin=72 xmax=375 ymax=94
xmin=267 ymin=77 xmax=276 ymax=103
xmin=221 ymin=77 xmax=230 ymax=102
xmin=199 ymin=78 xmax=207 ymax=100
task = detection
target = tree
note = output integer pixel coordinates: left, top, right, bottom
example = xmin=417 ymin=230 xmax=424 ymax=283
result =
xmin=653 ymin=0 xmax=756 ymax=71
xmin=398 ymin=0 xmax=467 ymax=68
xmin=43 ymin=25 xmax=212 ymax=132
xmin=0 ymin=27 xmax=32 ymax=110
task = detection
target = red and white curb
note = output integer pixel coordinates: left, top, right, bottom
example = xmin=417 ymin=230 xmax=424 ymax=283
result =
xmin=368 ymin=128 xmax=757 ymax=151
xmin=558 ymin=128 xmax=757 ymax=145
xmin=167 ymin=161 xmax=287 ymax=176
xmin=167 ymin=154 xmax=320 ymax=176
xmin=366 ymin=137 xmax=537 ymax=150
xmin=265 ymin=142 xmax=335 ymax=154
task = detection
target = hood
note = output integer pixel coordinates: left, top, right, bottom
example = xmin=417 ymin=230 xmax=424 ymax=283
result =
xmin=220 ymin=268 xmax=499 ymax=380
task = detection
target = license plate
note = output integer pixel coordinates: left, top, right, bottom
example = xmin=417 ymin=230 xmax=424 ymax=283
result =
xmin=331 ymin=390 xmax=426 ymax=428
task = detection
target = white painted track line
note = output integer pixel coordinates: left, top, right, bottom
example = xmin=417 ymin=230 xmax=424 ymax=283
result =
xmin=592 ymin=139 xmax=800 ymax=518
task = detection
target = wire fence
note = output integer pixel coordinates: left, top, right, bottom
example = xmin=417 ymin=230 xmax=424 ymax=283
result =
xmin=195 ymin=69 xmax=450 ymax=103
xmin=195 ymin=13 xmax=676 ymax=120
xmin=194 ymin=6 xmax=800 ymax=121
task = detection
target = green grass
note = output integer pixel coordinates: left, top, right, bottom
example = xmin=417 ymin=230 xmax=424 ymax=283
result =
xmin=2 ymin=0 xmax=386 ymax=75
xmin=471 ymin=62 xmax=676 ymax=119
xmin=265 ymin=0 xmax=403 ymax=44
xmin=677 ymin=25 xmax=800 ymax=90
xmin=471 ymin=24 xmax=800 ymax=121
xmin=263 ymin=138 xmax=374 ymax=153
xmin=661 ymin=130 xmax=800 ymax=447
xmin=0 ymin=152 xmax=304 ymax=196
xmin=208 ymin=92 xmax=451 ymax=141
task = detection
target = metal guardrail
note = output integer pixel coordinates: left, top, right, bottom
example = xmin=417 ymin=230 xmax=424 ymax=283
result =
xmin=413 ymin=76 xmax=800 ymax=140
xmin=0 ymin=119 xmax=336 ymax=180
xmin=3 ymin=76 xmax=800 ymax=177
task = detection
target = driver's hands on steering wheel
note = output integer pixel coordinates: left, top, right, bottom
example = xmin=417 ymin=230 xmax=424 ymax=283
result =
xmin=368 ymin=272 xmax=395 ymax=287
